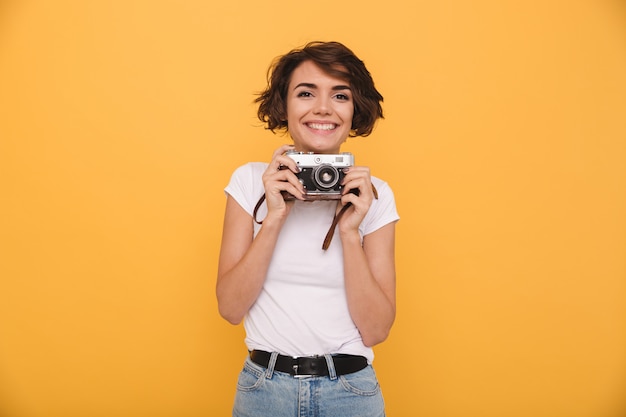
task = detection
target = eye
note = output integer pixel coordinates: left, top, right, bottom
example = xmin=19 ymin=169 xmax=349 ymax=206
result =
xmin=334 ymin=93 xmax=351 ymax=101
xmin=297 ymin=91 xmax=313 ymax=98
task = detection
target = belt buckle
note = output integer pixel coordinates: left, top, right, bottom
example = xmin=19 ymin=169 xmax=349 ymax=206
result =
xmin=292 ymin=363 xmax=310 ymax=378
xmin=292 ymin=357 xmax=314 ymax=378
xmin=291 ymin=356 xmax=318 ymax=378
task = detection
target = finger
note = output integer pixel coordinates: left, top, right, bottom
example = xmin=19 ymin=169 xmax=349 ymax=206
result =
xmin=341 ymin=168 xmax=369 ymax=189
xmin=265 ymin=162 xmax=303 ymax=184
xmin=267 ymin=152 xmax=300 ymax=175
xmin=341 ymin=166 xmax=370 ymax=180
xmin=342 ymin=177 xmax=372 ymax=198
xmin=264 ymin=171 xmax=306 ymax=199
xmin=272 ymin=144 xmax=295 ymax=159
xmin=266 ymin=183 xmax=305 ymax=202
xmin=274 ymin=154 xmax=301 ymax=173
xmin=340 ymin=188 xmax=372 ymax=215
xmin=265 ymin=145 xmax=292 ymax=172
xmin=282 ymin=173 xmax=306 ymax=198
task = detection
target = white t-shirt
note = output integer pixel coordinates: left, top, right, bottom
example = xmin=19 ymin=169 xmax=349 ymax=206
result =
xmin=224 ymin=162 xmax=399 ymax=363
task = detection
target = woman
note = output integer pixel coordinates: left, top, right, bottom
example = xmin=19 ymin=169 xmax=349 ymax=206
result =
xmin=217 ymin=41 xmax=399 ymax=417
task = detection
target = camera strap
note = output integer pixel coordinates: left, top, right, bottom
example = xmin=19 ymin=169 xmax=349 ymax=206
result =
xmin=252 ymin=184 xmax=378 ymax=251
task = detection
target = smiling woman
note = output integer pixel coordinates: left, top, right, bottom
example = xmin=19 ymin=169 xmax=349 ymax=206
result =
xmin=286 ymin=61 xmax=355 ymax=153
xmin=2 ymin=1 xmax=625 ymax=416
xmin=255 ymin=41 xmax=384 ymax=138
xmin=216 ymin=41 xmax=399 ymax=417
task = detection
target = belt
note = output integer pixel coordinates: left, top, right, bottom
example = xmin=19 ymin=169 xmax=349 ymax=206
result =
xmin=249 ymin=350 xmax=367 ymax=377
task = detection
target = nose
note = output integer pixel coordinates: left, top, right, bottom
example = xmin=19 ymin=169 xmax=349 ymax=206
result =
xmin=313 ymin=96 xmax=332 ymax=115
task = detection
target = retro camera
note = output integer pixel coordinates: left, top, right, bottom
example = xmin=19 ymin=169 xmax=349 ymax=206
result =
xmin=284 ymin=151 xmax=354 ymax=200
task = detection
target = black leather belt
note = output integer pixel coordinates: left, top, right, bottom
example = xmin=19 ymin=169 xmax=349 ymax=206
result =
xmin=249 ymin=350 xmax=367 ymax=377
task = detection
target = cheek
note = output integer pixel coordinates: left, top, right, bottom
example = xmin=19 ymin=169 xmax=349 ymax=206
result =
xmin=341 ymin=106 xmax=355 ymax=124
xmin=286 ymin=101 xmax=305 ymax=120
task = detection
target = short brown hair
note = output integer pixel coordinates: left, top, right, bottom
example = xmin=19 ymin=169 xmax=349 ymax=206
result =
xmin=255 ymin=41 xmax=384 ymax=137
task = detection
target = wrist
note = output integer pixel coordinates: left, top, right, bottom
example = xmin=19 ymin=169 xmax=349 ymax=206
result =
xmin=262 ymin=213 xmax=288 ymax=229
xmin=339 ymin=228 xmax=361 ymax=245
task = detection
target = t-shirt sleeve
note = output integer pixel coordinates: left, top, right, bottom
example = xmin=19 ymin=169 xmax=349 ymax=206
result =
xmin=224 ymin=162 xmax=266 ymax=217
xmin=360 ymin=178 xmax=400 ymax=236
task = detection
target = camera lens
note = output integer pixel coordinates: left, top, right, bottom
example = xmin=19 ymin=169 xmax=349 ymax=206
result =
xmin=312 ymin=165 xmax=340 ymax=190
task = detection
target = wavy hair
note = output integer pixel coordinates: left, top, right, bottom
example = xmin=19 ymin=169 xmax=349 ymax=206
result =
xmin=255 ymin=41 xmax=384 ymax=137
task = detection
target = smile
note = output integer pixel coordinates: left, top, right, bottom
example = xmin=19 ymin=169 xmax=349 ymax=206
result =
xmin=306 ymin=122 xmax=337 ymax=131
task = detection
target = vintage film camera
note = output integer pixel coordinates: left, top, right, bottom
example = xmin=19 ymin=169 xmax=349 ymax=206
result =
xmin=283 ymin=151 xmax=354 ymax=201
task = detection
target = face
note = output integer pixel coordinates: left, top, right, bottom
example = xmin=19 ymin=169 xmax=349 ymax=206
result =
xmin=286 ymin=60 xmax=354 ymax=154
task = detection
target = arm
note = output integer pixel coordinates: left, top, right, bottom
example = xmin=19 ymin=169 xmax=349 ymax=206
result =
xmin=341 ymin=223 xmax=396 ymax=347
xmin=338 ymin=167 xmax=397 ymax=346
xmin=216 ymin=145 xmax=304 ymax=324
xmin=216 ymin=196 xmax=283 ymax=324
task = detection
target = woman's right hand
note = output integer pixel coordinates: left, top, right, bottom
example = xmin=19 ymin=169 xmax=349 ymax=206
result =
xmin=261 ymin=144 xmax=305 ymax=222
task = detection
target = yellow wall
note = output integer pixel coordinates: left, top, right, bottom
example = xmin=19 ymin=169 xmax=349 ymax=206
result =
xmin=1 ymin=1 xmax=625 ymax=416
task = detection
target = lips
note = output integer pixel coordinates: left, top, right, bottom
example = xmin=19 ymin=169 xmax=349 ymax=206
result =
xmin=306 ymin=122 xmax=337 ymax=131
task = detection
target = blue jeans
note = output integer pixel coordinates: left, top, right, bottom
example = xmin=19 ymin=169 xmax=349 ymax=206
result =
xmin=232 ymin=353 xmax=386 ymax=417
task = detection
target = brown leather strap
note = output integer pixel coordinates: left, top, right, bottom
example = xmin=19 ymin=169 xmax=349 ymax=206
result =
xmin=252 ymin=184 xmax=378 ymax=250
xmin=253 ymin=194 xmax=266 ymax=225
xmin=322 ymin=203 xmax=351 ymax=250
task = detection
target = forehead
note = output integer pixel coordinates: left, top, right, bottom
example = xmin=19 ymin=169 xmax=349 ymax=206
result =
xmin=289 ymin=60 xmax=349 ymax=87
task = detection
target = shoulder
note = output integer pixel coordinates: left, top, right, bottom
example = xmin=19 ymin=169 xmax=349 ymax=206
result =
xmin=227 ymin=162 xmax=269 ymax=190
xmin=360 ymin=175 xmax=399 ymax=235
xmin=370 ymin=175 xmax=395 ymax=201
xmin=225 ymin=162 xmax=269 ymax=215
xmin=230 ymin=162 xmax=268 ymax=179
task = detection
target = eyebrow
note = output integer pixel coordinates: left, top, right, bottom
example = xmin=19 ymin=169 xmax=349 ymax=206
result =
xmin=294 ymin=82 xmax=351 ymax=91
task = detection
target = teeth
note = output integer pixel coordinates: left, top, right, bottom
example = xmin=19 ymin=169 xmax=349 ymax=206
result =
xmin=307 ymin=123 xmax=336 ymax=130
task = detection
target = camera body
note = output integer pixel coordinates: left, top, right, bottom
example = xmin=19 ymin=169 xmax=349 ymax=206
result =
xmin=285 ymin=151 xmax=354 ymax=200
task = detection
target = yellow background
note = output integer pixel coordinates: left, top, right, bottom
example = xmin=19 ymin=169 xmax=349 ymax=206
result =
xmin=1 ymin=1 xmax=625 ymax=416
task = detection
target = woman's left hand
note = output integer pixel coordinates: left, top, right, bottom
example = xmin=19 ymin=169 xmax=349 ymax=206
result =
xmin=337 ymin=166 xmax=374 ymax=233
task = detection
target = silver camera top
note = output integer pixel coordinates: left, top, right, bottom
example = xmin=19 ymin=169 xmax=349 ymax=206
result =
xmin=285 ymin=151 xmax=354 ymax=167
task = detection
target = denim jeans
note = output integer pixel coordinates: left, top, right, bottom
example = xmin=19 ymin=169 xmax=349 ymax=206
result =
xmin=232 ymin=353 xmax=386 ymax=417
